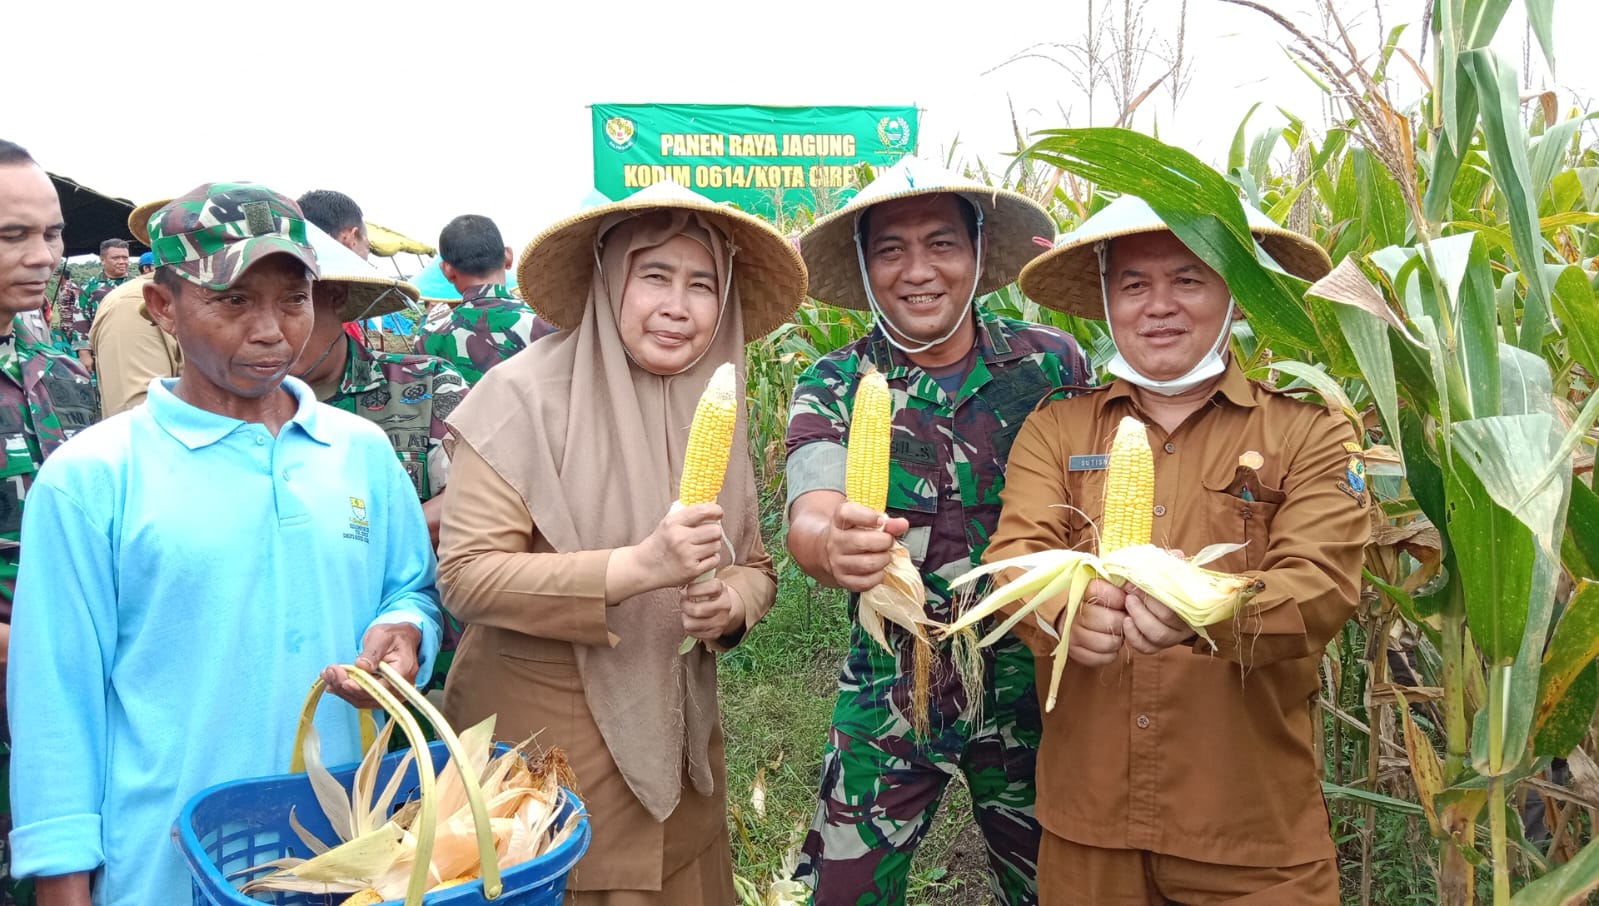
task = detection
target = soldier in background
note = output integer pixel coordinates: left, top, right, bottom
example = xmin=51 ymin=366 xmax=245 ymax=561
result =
xmin=412 ymin=214 xmax=557 ymax=384
xmin=65 ymin=237 xmax=131 ymax=371
xmin=297 ymin=188 xmax=370 ymax=257
xmin=289 ymin=223 xmax=465 ymax=545
xmin=783 ymin=159 xmax=1092 ymax=905
xmin=0 ymin=137 xmax=98 ymax=906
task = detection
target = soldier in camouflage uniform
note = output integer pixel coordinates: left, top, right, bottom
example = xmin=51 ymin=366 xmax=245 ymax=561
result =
xmin=64 ymin=238 xmax=132 ymax=368
xmin=785 ymin=159 xmax=1092 ymax=905
xmin=412 ymin=214 xmax=558 ymax=384
xmin=289 ymin=223 xmax=465 ymax=526
xmin=290 ymin=223 xmax=466 ymax=686
xmin=0 ymin=139 xmax=99 ymax=906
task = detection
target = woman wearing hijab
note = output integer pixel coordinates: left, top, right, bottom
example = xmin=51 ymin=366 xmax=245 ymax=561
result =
xmin=438 ymin=182 xmax=806 ymax=904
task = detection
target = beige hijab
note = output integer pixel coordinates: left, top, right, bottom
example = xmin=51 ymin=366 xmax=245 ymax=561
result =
xmin=446 ymin=210 xmax=760 ymax=821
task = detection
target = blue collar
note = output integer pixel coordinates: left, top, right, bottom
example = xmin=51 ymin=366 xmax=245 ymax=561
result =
xmin=146 ymin=376 xmax=335 ymax=450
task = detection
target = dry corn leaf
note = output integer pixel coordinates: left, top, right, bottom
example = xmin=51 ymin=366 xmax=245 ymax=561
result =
xmin=751 ymin=767 xmax=768 ymax=819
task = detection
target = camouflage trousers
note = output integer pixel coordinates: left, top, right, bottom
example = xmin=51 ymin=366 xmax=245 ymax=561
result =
xmin=0 ymin=743 xmax=36 ymax=906
xmin=796 ymin=634 xmax=1042 ymax=905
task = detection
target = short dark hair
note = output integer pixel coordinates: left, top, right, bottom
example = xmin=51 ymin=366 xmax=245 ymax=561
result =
xmin=438 ymin=215 xmax=507 ymax=276
xmin=858 ymin=193 xmax=980 ymax=246
xmin=296 ymin=189 xmax=364 ymax=236
xmin=100 ymin=238 xmax=130 ymax=256
xmin=152 ymin=267 xmax=185 ymax=293
xmin=0 ymin=140 xmax=35 ymax=166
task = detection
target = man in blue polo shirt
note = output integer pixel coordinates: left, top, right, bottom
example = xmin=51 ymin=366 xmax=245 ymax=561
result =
xmin=6 ymin=182 xmax=443 ymax=906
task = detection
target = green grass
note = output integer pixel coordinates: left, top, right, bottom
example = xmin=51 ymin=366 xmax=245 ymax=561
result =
xmin=719 ymin=540 xmax=999 ymax=904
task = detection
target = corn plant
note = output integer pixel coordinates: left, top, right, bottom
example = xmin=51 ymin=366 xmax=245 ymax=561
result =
xmin=1012 ymin=1 xmax=1599 ymax=901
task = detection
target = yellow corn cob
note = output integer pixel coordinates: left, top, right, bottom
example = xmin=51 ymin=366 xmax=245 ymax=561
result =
xmin=342 ymin=891 xmax=384 ymax=906
xmin=678 ymin=362 xmax=738 ymax=506
xmin=846 ymin=365 xmax=892 ymax=512
xmin=1099 ymin=416 xmax=1154 ymax=554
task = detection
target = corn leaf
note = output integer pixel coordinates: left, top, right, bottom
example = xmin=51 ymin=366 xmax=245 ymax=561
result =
xmin=1248 ymin=361 xmax=1360 ymax=436
xmin=1353 ymin=147 xmax=1408 ymax=248
xmin=1561 ymin=480 xmax=1599 ymax=581
xmin=1523 ymin=0 xmax=1556 ymax=76
xmin=1551 ymin=265 xmax=1599 ymax=381
xmin=1228 ymin=103 xmax=1261 ymax=174
xmin=1530 ymin=114 xmax=1599 ymax=204
xmin=1532 ymin=581 xmax=1599 ymax=756
xmin=1395 ymin=689 xmax=1445 ymax=835
xmin=1014 ymin=127 xmax=1321 ymax=353
xmin=1511 ymin=813 xmax=1599 ymax=904
xmin=1444 ymin=431 xmax=1536 ymax=663
xmin=1534 ymin=662 xmax=1599 ymax=760
xmin=301 ymin=724 xmax=355 ymax=843
xmin=1455 ymin=234 xmax=1501 ymax=419
xmin=1463 ymin=48 xmax=1554 ymax=350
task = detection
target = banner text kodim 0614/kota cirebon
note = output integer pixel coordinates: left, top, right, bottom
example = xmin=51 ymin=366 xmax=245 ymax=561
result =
xmin=592 ymin=103 xmax=919 ymax=219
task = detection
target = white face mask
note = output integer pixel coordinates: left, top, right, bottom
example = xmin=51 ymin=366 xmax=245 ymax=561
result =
xmin=853 ymin=199 xmax=984 ymax=356
xmin=1099 ymin=250 xmax=1235 ymax=396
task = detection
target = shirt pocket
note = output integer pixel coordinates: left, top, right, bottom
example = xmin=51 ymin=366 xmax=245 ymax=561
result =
xmin=394 ymin=450 xmax=429 ymax=499
xmin=1199 ymin=467 xmax=1284 ymax=572
xmin=887 ymin=454 xmax=942 ymax=516
xmin=902 ymin=525 xmax=932 ymax=569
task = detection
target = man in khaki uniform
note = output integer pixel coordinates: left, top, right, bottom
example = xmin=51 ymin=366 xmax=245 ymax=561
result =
xmin=88 ymin=274 xmax=182 ymax=419
xmin=987 ymin=195 xmax=1368 ymax=903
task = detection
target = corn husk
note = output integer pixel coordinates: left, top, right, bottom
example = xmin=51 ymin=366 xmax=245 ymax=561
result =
xmin=942 ymin=544 xmax=1265 ymax=711
xmin=239 ymin=711 xmax=582 ymax=902
xmin=857 ymin=542 xmax=940 ymax=736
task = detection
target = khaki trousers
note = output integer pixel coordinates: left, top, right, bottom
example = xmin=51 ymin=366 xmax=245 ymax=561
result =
xmin=1038 ymin=831 xmax=1339 ymax=905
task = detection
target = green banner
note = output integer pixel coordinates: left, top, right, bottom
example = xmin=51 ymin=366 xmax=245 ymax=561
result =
xmin=592 ymin=103 xmax=919 ymax=219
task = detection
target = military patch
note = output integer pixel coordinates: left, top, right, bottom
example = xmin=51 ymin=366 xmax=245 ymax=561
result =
xmin=1336 ymin=451 xmax=1368 ymax=507
xmin=891 ymin=436 xmax=937 ymax=467
xmin=241 ymin=200 xmax=275 ymax=237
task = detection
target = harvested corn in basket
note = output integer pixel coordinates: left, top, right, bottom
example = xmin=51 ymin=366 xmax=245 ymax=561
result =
xmin=174 ymin=662 xmax=590 ymax=906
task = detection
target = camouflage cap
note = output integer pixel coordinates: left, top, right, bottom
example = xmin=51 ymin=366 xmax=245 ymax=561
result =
xmin=146 ymin=182 xmax=320 ymax=290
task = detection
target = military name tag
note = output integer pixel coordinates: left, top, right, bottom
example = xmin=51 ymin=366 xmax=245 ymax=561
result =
xmin=891 ymin=437 xmax=938 ymax=467
xmin=1068 ymin=454 xmax=1110 ymax=471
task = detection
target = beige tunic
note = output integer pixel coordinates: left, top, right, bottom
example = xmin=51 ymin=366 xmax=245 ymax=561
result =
xmin=87 ymin=276 xmax=181 ymax=419
xmin=439 ymin=441 xmax=774 ymax=902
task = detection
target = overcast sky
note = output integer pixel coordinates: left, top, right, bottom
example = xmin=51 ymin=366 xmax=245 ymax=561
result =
xmin=8 ymin=0 xmax=1595 ymax=265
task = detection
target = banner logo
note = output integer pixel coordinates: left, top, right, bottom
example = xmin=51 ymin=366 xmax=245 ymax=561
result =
xmin=604 ymin=116 xmax=637 ymax=152
xmin=877 ymin=115 xmax=912 ymax=149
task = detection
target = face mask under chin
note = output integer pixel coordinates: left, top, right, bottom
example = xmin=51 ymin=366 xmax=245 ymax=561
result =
xmin=1104 ymin=299 xmax=1236 ymax=397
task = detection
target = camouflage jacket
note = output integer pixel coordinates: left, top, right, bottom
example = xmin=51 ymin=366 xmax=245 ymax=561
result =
xmin=0 ymin=317 xmax=98 ymax=612
xmin=785 ymin=310 xmax=1091 ymax=734
xmin=411 ymin=283 xmax=558 ymax=385
xmin=323 ymin=337 xmax=468 ymax=501
xmin=66 ymin=271 xmax=132 ymax=350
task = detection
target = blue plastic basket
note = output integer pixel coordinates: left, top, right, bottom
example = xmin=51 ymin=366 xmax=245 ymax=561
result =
xmin=174 ymin=739 xmax=590 ymax=905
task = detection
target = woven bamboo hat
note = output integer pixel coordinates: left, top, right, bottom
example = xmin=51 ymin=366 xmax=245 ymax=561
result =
xmin=515 ymin=181 xmax=807 ymax=340
xmin=303 ymin=222 xmax=420 ymax=323
xmin=131 ymin=195 xmax=418 ymax=323
xmin=798 ymin=157 xmax=1056 ymax=310
xmin=1019 ymin=194 xmax=1332 ymax=320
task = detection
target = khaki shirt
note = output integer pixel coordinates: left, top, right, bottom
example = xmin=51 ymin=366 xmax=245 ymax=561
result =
xmin=88 ymin=276 xmax=181 ymax=419
xmin=437 ymin=441 xmax=773 ymax=889
xmin=986 ymin=362 xmax=1370 ymax=867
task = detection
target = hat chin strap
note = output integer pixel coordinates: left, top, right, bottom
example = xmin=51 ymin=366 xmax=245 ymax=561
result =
xmin=854 ymin=206 xmax=984 ymax=356
xmin=1099 ymin=267 xmax=1235 ymax=396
